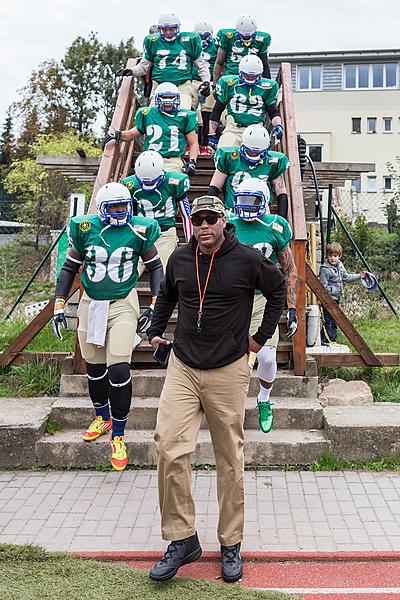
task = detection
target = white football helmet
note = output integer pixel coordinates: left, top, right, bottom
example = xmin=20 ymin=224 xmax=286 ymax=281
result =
xmin=96 ymin=182 xmax=134 ymax=227
xmin=135 ymin=150 xmax=165 ymax=192
xmin=158 ymin=13 xmax=180 ymax=42
xmin=194 ymin=21 xmax=213 ymax=48
xmin=240 ymin=125 xmax=270 ymax=165
xmin=234 ymin=177 xmax=270 ymax=220
xmin=238 ymin=55 xmax=263 ymax=86
xmin=155 ymin=81 xmax=181 ymax=112
xmin=236 ymin=14 xmax=257 ymax=45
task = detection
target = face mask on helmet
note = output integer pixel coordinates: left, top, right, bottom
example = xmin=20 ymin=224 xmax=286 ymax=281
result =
xmin=240 ymin=144 xmax=268 ymax=165
xmin=135 ymin=151 xmax=165 ymax=192
xmin=158 ymin=14 xmax=180 ymax=42
xmin=234 ymin=191 xmax=267 ymax=220
xmin=236 ymin=14 xmax=257 ymax=46
xmin=98 ymin=199 xmax=134 ymax=227
xmin=236 ymin=31 xmax=255 ymax=46
xmin=136 ymin=172 xmax=164 ymax=192
xmin=238 ymin=68 xmax=262 ymax=86
xmin=199 ymin=32 xmax=212 ymax=48
xmin=155 ymin=89 xmax=180 ymax=112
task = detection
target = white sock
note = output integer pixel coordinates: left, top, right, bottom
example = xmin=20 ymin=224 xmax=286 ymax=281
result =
xmin=258 ymin=385 xmax=272 ymax=403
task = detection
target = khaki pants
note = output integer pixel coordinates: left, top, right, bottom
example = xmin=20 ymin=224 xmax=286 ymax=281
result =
xmin=217 ymin=115 xmax=246 ymax=148
xmin=150 ymin=80 xmax=197 ymax=111
xmin=163 ymin=156 xmax=185 ymax=173
xmin=137 ymin=227 xmax=178 ymax=277
xmin=249 ymin=293 xmax=279 ymax=348
xmin=155 ymin=351 xmax=250 ymax=545
xmin=77 ymin=289 xmax=140 ymax=365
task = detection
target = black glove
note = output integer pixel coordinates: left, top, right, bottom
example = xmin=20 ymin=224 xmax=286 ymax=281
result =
xmin=198 ymin=81 xmax=211 ymax=97
xmin=286 ymin=307 xmax=298 ymax=338
xmin=103 ymin=130 xmax=121 ymax=149
xmin=138 ymin=305 xmax=154 ymax=333
xmin=52 ymin=299 xmax=68 ymax=340
xmin=116 ymin=68 xmax=133 ymax=77
xmin=183 ymin=159 xmax=197 ymax=176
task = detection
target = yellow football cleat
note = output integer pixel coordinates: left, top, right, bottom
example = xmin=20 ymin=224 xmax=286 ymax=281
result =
xmin=82 ymin=416 xmax=112 ymax=442
xmin=110 ymin=435 xmax=128 ymax=471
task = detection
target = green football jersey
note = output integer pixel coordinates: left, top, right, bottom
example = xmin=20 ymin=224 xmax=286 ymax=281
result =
xmin=228 ymin=213 xmax=291 ymax=264
xmin=215 ymin=29 xmax=271 ymax=76
xmin=122 ymin=171 xmax=190 ymax=230
xmin=216 ymin=75 xmax=278 ymax=127
xmin=67 ymin=214 xmax=160 ymax=301
xmin=135 ymin=106 xmax=197 ymax=158
xmin=192 ymin=39 xmax=218 ymax=81
xmin=143 ymin=31 xmax=202 ymax=85
xmin=215 ymin=147 xmax=290 ymax=210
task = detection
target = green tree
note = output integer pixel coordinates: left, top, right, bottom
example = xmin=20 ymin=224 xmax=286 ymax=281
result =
xmin=98 ymin=38 xmax=140 ymax=132
xmin=62 ymin=33 xmax=101 ymax=134
xmin=0 ymin=108 xmax=15 ymax=169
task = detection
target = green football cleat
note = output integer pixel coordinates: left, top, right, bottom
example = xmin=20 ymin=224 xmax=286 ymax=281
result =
xmin=257 ymin=400 xmax=274 ymax=433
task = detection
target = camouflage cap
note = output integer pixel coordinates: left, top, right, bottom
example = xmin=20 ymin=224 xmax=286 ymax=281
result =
xmin=191 ymin=195 xmax=225 ymax=216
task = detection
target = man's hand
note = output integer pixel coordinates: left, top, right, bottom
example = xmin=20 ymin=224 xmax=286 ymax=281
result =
xmin=103 ymin=130 xmax=121 ymax=149
xmin=248 ymin=335 xmax=262 ymax=354
xmin=183 ymin=159 xmax=196 ymax=176
xmin=149 ymin=336 xmax=170 ymax=351
xmin=271 ymin=124 xmax=284 ymax=141
xmin=286 ymin=307 xmax=298 ymax=338
xmin=208 ymin=134 xmax=218 ymax=154
xmin=138 ymin=305 xmax=154 ymax=333
xmin=116 ymin=68 xmax=134 ymax=77
xmin=52 ymin=298 xmax=68 ymax=340
xmin=198 ymin=81 xmax=211 ymax=97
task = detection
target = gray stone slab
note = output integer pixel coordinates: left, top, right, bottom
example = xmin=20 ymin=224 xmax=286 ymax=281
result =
xmin=0 ymin=397 xmax=54 ymax=468
xmin=324 ymin=404 xmax=400 ymax=461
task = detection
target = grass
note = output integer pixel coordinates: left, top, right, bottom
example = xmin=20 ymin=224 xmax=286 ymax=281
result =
xmin=310 ymin=452 xmax=400 ymax=472
xmin=320 ymin=316 xmax=400 ymax=402
xmin=44 ymin=420 xmax=63 ymax=435
xmin=0 ymin=362 xmax=61 ymax=397
xmin=0 ymin=544 xmax=300 ymax=600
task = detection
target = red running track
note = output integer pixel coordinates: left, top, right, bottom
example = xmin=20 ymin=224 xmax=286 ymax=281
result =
xmin=80 ymin=551 xmax=400 ymax=600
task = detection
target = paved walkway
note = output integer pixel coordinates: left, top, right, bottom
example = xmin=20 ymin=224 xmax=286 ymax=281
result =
xmin=1 ymin=469 xmax=400 ymax=553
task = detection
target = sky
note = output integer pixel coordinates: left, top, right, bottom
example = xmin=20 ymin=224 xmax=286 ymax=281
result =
xmin=0 ymin=0 xmax=399 ymax=127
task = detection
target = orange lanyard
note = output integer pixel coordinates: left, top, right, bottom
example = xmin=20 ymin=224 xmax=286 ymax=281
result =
xmin=195 ymin=245 xmax=216 ymax=332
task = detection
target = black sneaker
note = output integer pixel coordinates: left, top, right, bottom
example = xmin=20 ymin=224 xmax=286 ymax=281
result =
xmin=149 ymin=533 xmax=202 ymax=581
xmin=221 ymin=542 xmax=243 ymax=582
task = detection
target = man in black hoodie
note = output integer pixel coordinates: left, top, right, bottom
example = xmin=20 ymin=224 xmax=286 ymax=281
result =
xmin=147 ymin=195 xmax=286 ymax=583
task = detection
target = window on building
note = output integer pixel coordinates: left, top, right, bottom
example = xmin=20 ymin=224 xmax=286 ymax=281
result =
xmin=367 ymin=176 xmax=377 ymax=192
xmin=384 ymin=176 xmax=392 ymax=191
xmin=367 ymin=117 xmax=377 ymax=133
xmin=344 ymin=63 xmax=398 ymax=89
xmin=351 ymin=177 xmax=361 ymax=192
xmin=383 ymin=117 xmax=392 ymax=132
xmin=307 ymin=145 xmax=323 ymax=162
xmin=352 ymin=117 xmax=362 ymax=133
xmin=298 ymin=65 xmax=322 ymax=90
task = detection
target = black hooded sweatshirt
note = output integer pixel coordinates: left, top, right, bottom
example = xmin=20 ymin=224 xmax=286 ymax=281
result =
xmin=148 ymin=223 xmax=287 ymax=370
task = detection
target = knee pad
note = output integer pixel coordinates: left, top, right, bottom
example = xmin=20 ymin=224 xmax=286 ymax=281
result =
xmin=85 ymin=362 xmax=108 ymax=408
xmin=256 ymin=346 xmax=277 ymax=384
xmin=108 ymin=362 xmax=132 ymax=420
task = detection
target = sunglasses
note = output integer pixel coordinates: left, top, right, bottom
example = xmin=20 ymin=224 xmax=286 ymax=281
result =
xmin=191 ymin=213 xmax=221 ymax=226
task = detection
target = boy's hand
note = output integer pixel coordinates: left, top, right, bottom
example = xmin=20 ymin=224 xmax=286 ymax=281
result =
xmin=360 ymin=271 xmax=367 ymax=279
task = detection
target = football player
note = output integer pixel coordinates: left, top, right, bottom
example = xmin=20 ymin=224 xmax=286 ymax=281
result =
xmin=104 ymin=83 xmax=199 ymax=175
xmin=118 ymin=13 xmax=211 ymax=110
xmin=123 ymin=150 xmax=193 ymax=314
xmin=213 ymin=14 xmax=271 ymax=83
xmin=228 ymin=177 xmax=298 ymax=433
xmin=192 ymin=22 xmax=218 ymax=153
xmin=52 ymin=182 xmax=162 ymax=471
xmin=208 ymin=124 xmax=290 ymax=218
xmin=208 ymin=55 xmax=283 ymax=150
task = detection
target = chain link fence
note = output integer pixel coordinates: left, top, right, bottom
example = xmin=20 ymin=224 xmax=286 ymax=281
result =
xmin=334 ymin=189 xmax=399 ymax=227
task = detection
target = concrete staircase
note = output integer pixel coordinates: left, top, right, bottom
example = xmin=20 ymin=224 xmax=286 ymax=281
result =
xmin=34 ymin=364 xmax=330 ymax=469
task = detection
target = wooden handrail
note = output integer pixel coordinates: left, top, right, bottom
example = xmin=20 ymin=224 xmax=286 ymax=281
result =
xmin=278 ymin=62 xmax=307 ymax=375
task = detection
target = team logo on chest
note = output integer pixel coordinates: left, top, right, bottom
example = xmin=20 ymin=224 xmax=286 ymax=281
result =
xmin=79 ymin=221 xmax=91 ymax=232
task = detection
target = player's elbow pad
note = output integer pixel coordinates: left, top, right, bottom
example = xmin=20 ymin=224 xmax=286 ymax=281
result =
xmin=276 ymin=194 xmax=288 ymax=219
xmin=55 ymin=256 xmax=81 ymax=298
xmin=208 ymin=185 xmax=221 ymax=197
xmin=267 ymin=103 xmax=280 ymax=120
xmin=210 ymin=99 xmax=225 ymax=123
xmin=143 ymin=255 xmax=164 ymax=297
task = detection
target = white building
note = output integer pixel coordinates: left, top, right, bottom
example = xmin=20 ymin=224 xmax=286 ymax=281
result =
xmin=270 ymin=49 xmax=400 ymax=224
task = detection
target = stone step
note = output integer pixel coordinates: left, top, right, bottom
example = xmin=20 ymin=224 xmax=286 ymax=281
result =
xmin=35 ymin=428 xmax=330 ymax=468
xmin=324 ymin=404 xmax=400 ymax=462
xmin=50 ymin=396 xmax=323 ymax=431
xmin=60 ymin=369 xmax=318 ymax=399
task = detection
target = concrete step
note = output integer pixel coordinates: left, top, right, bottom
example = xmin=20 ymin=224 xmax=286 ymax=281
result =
xmin=60 ymin=369 xmax=318 ymax=399
xmin=35 ymin=428 xmax=330 ymax=468
xmin=323 ymin=404 xmax=400 ymax=462
xmin=50 ymin=396 xmax=323 ymax=431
